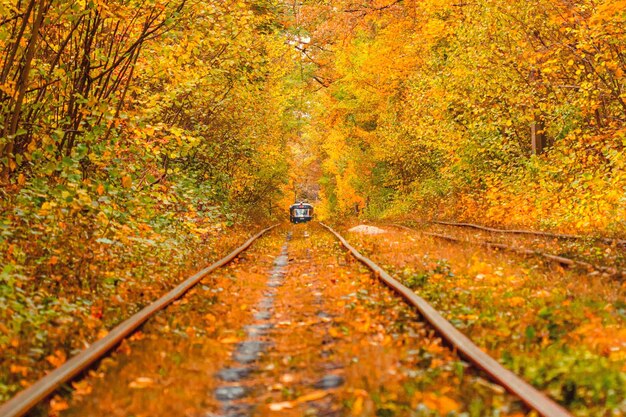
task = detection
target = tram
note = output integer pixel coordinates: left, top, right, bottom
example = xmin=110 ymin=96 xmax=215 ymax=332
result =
xmin=289 ymin=202 xmax=314 ymax=223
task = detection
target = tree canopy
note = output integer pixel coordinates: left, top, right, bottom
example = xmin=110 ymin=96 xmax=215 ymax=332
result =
xmin=1 ymin=0 xmax=626 ymax=406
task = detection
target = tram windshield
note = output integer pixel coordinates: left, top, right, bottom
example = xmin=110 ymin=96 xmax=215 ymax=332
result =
xmin=294 ymin=208 xmax=310 ymax=217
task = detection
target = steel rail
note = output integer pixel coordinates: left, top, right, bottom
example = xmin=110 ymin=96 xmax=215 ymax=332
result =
xmin=391 ymin=223 xmax=626 ymax=277
xmin=394 ymin=223 xmax=624 ymax=276
xmin=431 ymin=220 xmax=626 ymax=246
xmin=0 ymin=224 xmax=279 ymax=417
xmin=393 ymin=224 xmax=585 ymax=267
xmin=320 ymin=222 xmax=572 ymax=417
xmin=424 ymin=232 xmax=625 ymax=277
xmin=427 ymin=232 xmax=582 ymax=266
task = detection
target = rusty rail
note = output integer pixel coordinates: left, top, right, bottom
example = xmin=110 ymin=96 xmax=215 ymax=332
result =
xmin=423 ymin=230 xmax=623 ymax=277
xmin=431 ymin=220 xmax=626 ymax=246
xmin=427 ymin=231 xmax=582 ymax=265
xmin=321 ymin=222 xmax=572 ymax=417
xmin=0 ymin=224 xmax=279 ymax=417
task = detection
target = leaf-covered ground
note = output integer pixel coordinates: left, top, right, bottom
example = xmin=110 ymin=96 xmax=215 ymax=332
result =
xmin=0 ymin=214 xmax=253 ymax=404
xmin=49 ymin=223 xmax=527 ymax=417
xmin=343 ymin=224 xmax=626 ymax=417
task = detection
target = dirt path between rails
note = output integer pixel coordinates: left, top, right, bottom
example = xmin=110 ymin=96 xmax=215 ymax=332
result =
xmin=49 ymin=223 xmax=525 ymax=417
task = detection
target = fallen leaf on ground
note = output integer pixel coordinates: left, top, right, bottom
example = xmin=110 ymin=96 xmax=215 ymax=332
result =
xmin=72 ymin=380 xmax=93 ymax=396
xmin=10 ymin=364 xmax=29 ymax=376
xmin=50 ymin=395 xmax=69 ymax=412
xmin=268 ymin=390 xmax=330 ymax=411
xmin=296 ymin=390 xmax=330 ymax=403
xmin=352 ymin=396 xmax=364 ymax=415
xmin=128 ymin=376 xmax=155 ymax=389
xmin=45 ymin=350 xmax=67 ymax=368
xmin=269 ymin=401 xmax=296 ymax=411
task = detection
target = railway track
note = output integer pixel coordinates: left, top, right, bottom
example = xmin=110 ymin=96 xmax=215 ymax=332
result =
xmin=423 ymin=232 xmax=625 ymax=277
xmin=430 ymin=220 xmax=626 ymax=247
xmin=0 ymin=223 xmax=571 ymax=417
xmin=392 ymin=222 xmax=625 ymax=277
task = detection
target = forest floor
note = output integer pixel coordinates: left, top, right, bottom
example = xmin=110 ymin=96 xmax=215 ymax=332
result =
xmin=41 ymin=223 xmax=525 ymax=417
xmin=0 ymin=223 xmax=255 ymax=405
xmin=3 ymin=221 xmax=625 ymax=417
xmin=344 ymin=221 xmax=626 ymax=416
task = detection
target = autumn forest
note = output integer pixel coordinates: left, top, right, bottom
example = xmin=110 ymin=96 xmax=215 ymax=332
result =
xmin=1 ymin=0 xmax=626 ymax=416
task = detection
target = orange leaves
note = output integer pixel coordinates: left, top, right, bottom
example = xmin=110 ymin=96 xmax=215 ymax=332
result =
xmin=355 ymin=315 xmax=371 ymax=332
xmin=204 ymin=312 xmax=217 ymax=323
xmin=571 ymin=318 xmax=626 ymax=359
xmin=351 ymin=395 xmax=365 ymax=415
xmin=592 ymin=0 xmax=626 ymax=23
xmin=96 ymin=328 xmax=109 ymax=340
xmin=412 ymin=391 xmax=460 ymax=415
xmin=507 ymin=296 xmax=526 ymax=307
xmin=0 ymin=0 xmax=294 ymax=392
xmin=267 ymin=390 xmax=330 ymax=411
xmin=468 ymin=260 xmax=493 ymax=277
xmin=9 ymin=364 xmax=29 ymax=376
xmin=45 ymin=350 xmax=67 ymax=368
xmin=308 ymin=0 xmax=626 ymax=236
xmin=71 ymin=380 xmax=93 ymax=396
xmin=328 ymin=326 xmax=348 ymax=339
xmin=121 ymin=176 xmax=132 ymax=189
xmin=219 ymin=336 xmax=240 ymax=344
xmin=49 ymin=395 xmax=69 ymax=414
xmin=423 ymin=340 xmax=445 ymax=355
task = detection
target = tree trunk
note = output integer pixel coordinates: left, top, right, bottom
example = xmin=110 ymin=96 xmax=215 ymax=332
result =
xmin=1 ymin=0 xmax=47 ymax=183
xmin=531 ymin=116 xmax=546 ymax=155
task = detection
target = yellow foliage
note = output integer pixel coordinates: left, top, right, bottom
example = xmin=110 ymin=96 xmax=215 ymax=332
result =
xmin=412 ymin=392 xmax=460 ymax=414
